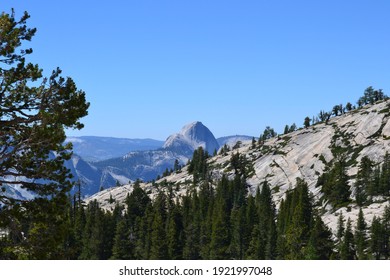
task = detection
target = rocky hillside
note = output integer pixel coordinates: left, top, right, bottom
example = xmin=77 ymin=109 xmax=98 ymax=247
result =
xmin=87 ymin=100 xmax=390 ymax=232
xmin=217 ymin=135 xmax=255 ymax=148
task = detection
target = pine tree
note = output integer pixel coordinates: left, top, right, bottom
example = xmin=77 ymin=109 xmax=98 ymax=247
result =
xmin=229 ymin=205 xmax=246 ymax=259
xmin=111 ymin=219 xmax=134 ymax=259
xmin=100 ymin=210 xmax=116 ymax=259
xmin=265 ymin=213 xmax=277 ymax=260
xmin=149 ymin=192 xmax=168 ymax=259
xmin=320 ymin=157 xmax=351 ymax=207
xmin=304 ymin=116 xmax=311 ymax=128
xmin=257 ymin=181 xmax=276 ymax=259
xmin=275 ymin=179 xmax=313 ymax=259
xmin=246 ymin=194 xmax=276 ymax=260
xmin=284 ymin=125 xmax=290 ymax=135
xmin=340 ymin=218 xmax=355 ymax=260
xmin=334 ymin=212 xmax=345 ymax=259
xmin=262 ymin=126 xmax=277 ymax=140
xmin=369 ymin=216 xmax=385 ymax=259
xmin=24 ymin=193 xmax=73 ymax=259
xmin=182 ymin=191 xmax=201 ymax=259
xmin=380 ymin=153 xmax=390 ymax=196
xmin=276 ymin=198 xmax=289 ymax=259
xmin=209 ymin=209 xmax=230 ymax=259
xmin=149 ymin=210 xmax=168 ymax=259
xmin=346 ymin=102 xmax=353 ymax=112
xmin=289 ymin=123 xmax=297 ymax=133
xmin=355 ymin=208 xmax=367 ymax=260
xmin=305 ymin=211 xmax=333 ymax=260
xmin=381 ymin=205 xmax=390 ymax=259
xmin=355 ymin=156 xmax=373 ymax=206
xmin=246 ymin=187 xmax=264 ymax=259
xmin=80 ymin=201 xmax=105 ymax=259
xmin=251 ymin=137 xmax=256 ymax=149
xmin=125 ymin=183 xmax=151 ymax=224
xmin=332 ymin=105 xmax=341 ymax=116
xmin=285 ymin=179 xmax=312 ymax=259
xmin=134 ymin=204 xmax=153 ymax=259
xmin=71 ymin=195 xmax=86 ymax=259
xmin=166 ymin=202 xmax=183 ymax=260
xmin=0 ymin=10 xmax=89 ymax=259
xmin=245 ymin=224 xmax=262 ymax=260
xmin=244 ymin=195 xmax=257 ymax=256
xmin=198 ymin=182 xmax=214 ymax=259
xmin=174 ymin=159 xmax=180 ymax=171
xmin=210 ymin=188 xmax=230 ymax=259
xmin=188 ymin=147 xmax=209 ymax=183
xmin=357 ymin=86 xmax=388 ymax=107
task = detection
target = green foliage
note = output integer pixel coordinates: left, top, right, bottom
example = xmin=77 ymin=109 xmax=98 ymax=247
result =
xmin=357 ymin=86 xmax=387 ymax=107
xmin=355 ymin=156 xmax=373 ymax=206
xmin=340 ymin=218 xmax=356 ymax=259
xmin=149 ymin=208 xmax=168 ymax=259
xmin=126 ymin=183 xmax=151 ymax=223
xmin=209 ymin=197 xmax=230 ymax=259
xmin=355 ymin=208 xmax=367 ymax=260
xmin=251 ymin=137 xmax=256 ymax=149
xmin=318 ymin=155 xmax=351 ymax=208
xmin=346 ymin=102 xmax=353 ymax=112
xmin=379 ymin=153 xmax=390 ymax=196
xmin=258 ymin=126 xmax=277 ymax=145
xmin=369 ymin=215 xmax=388 ymax=259
xmin=230 ymin=151 xmax=255 ymax=177
xmin=0 ymin=10 xmax=89 ymax=260
xmin=305 ymin=211 xmax=333 ymax=260
xmin=182 ymin=191 xmax=201 ymax=259
xmin=79 ymin=201 xmax=107 ymax=259
xmin=289 ymin=123 xmax=297 ymax=133
xmin=166 ymin=203 xmax=183 ymax=260
xmin=354 ymin=154 xmax=390 ymax=205
xmin=304 ymin=116 xmax=311 ymax=128
xmin=219 ymin=143 xmax=230 ymax=156
xmin=188 ymin=147 xmax=209 ymax=183
xmin=245 ymin=181 xmax=276 ymax=259
xmin=276 ymin=178 xmax=317 ymax=259
xmin=111 ymin=219 xmax=134 ymax=260
xmin=5 ymin=171 xmax=389 ymax=260
xmin=283 ymin=125 xmax=289 ymax=135
xmin=174 ymin=159 xmax=181 ymax=172
xmin=332 ymin=105 xmax=343 ymax=116
xmin=318 ymin=110 xmax=331 ymax=123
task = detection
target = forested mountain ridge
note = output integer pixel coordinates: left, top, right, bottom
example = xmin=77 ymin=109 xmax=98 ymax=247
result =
xmin=87 ymin=98 xmax=390 ymax=233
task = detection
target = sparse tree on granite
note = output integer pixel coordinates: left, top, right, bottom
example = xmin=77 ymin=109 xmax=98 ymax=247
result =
xmin=304 ymin=116 xmax=311 ymax=128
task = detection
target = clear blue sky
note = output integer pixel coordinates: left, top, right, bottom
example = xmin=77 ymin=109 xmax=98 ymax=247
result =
xmin=2 ymin=1 xmax=390 ymax=140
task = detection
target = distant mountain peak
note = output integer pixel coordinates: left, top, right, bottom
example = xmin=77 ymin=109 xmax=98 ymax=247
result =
xmin=181 ymin=121 xmax=203 ymax=131
xmin=163 ymin=121 xmax=219 ymax=155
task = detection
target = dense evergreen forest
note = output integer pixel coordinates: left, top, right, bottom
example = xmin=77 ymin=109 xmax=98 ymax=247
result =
xmin=3 ymin=146 xmax=390 ymax=260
